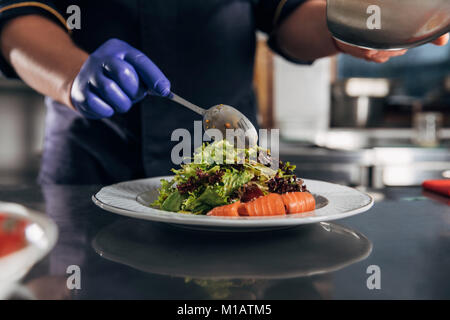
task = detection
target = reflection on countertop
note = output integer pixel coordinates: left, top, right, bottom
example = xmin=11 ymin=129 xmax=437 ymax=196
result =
xmin=92 ymin=220 xmax=371 ymax=300
xmin=0 ymin=183 xmax=449 ymax=299
xmin=93 ymin=220 xmax=371 ymax=278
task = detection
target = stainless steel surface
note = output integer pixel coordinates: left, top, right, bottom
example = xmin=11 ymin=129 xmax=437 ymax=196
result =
xmin=327 ymin=0 xmax=450 ymax=49
xmin=280 ymin=132 xmax=450 ymax=188
xmin=168 ymin=92 xmax=258 ymax=146
xmin=331 ymin=78 xmax=391 ymax=128
xmin=315 ymin=128 xmax=450 ymax=149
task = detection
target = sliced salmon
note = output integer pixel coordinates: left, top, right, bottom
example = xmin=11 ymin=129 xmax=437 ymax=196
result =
xmin=206 ymin=192 xmax=315 ymax=217
xmin=207 ymin=201 xmax=241 ymax=217
xmin=238 ymin=193 xmax=286 ymax=216
xmin=281 ymin=192 xmax=315 ymax=214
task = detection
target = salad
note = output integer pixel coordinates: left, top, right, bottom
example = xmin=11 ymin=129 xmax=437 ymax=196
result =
xmin=152 ymin=140 xmax=313 ymax=216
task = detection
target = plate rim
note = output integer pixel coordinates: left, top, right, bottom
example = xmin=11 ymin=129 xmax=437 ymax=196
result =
xmin=92 ymin=177 xmax=374 ymax=227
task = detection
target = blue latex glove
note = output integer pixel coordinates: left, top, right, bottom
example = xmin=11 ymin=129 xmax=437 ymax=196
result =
xmin=71 ymin=38 xmax=171 ymax=119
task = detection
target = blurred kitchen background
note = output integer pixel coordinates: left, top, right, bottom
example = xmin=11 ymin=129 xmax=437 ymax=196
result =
xmin=1 ymin=33 xmax=449 ymax=187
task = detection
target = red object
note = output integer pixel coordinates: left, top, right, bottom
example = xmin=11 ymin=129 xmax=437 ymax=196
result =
xmin=422 ymin=180 xmax=450 ymax=197
xmin=0 ymin=213 xmax=28 ymax=258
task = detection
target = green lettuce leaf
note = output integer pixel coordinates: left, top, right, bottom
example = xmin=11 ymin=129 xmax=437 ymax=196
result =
xmin=183 ymin=187 xmax=228 ymax=215
xmin=161 ymin=191 xmax=187 ymax=212
xmin=151 ymin=179 xmax=176 ymax=207
xmin=220 ymin=169 xmax=253 ymax=197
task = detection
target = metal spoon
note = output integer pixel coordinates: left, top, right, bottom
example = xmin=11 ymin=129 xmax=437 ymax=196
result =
xmin=168 ymin=92 xmax=258 ymax=147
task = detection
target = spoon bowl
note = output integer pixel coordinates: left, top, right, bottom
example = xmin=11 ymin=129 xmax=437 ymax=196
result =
xmin=203 ymin=104 xmax=258 ymax=147
xmin=169 ymin=93 xmax=258 ymax=147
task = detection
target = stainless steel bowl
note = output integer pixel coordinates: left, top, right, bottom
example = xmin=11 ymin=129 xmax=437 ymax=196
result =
xmin=327 ymin=0 xmax=450 ymax=50
xmin=330 ymin=78 xmax=392 ymax=128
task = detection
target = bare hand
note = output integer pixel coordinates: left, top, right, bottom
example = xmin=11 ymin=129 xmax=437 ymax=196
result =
xmin=432 ymin=33 xmax=449 ymax=46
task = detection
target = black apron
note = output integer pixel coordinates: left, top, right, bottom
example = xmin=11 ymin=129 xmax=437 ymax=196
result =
xmin=36 ymin=0 xmax=259 ymax=184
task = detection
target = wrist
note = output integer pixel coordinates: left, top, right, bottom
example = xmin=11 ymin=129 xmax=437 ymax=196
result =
xmin=63 ymin=49 xmax=89 ymax=110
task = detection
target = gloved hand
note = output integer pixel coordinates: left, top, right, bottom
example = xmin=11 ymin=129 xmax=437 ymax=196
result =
xmin=70 ymin=38 xmax=171 ymax=119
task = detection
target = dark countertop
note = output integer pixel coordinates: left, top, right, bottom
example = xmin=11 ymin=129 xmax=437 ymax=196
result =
xmin=1 ymin=184 xmax=449 ymax=300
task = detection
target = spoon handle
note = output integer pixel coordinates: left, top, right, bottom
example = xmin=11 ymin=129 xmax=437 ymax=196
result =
xmin=169 ymin=92 xmax=206 ymax=116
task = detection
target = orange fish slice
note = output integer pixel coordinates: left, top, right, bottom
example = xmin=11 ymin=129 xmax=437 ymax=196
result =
xmin=281 ymin=192 xmax=315 ymax=214
xmin=239 ymin=193 xmax=286 ymax=216
xmin=207 ymin=201 xmax=241 ymax=217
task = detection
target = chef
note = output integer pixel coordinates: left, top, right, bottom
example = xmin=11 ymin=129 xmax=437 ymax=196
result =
xmin=0 ymin=0 xmax=447 ymax=184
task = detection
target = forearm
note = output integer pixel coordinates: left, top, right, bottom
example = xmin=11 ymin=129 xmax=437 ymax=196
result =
xmin=0 ymin=15 xmax=88 ymax=109
xmin=275 ymin=0 xmax=337 ymax=61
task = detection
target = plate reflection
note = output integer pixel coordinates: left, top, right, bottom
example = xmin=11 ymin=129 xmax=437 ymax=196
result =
xmin=92 ymin=220 xmax=372 ymax=299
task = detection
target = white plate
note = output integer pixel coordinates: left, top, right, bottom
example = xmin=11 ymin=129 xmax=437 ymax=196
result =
xmin=0 ymin=202 xmax=58 ymax=299
xmin=92 ymin=177 xmax=374 ymax=231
